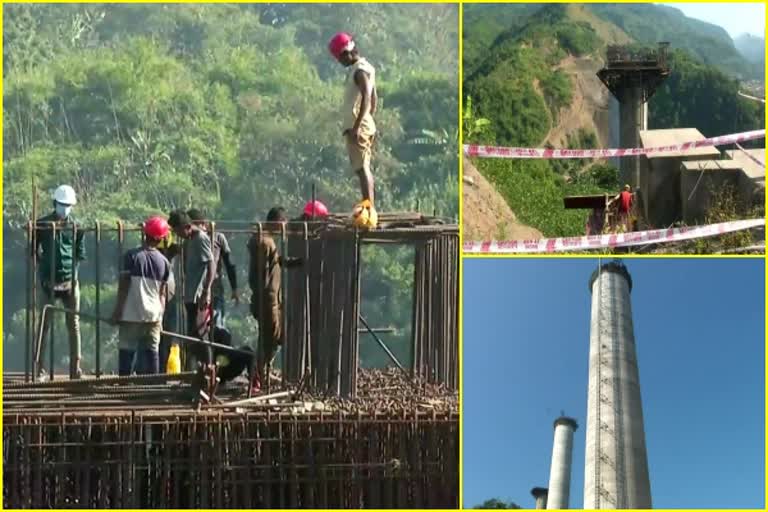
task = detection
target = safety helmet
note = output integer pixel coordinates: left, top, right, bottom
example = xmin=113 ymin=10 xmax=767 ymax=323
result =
xmin=624 ymin=184 xmax=631 ymax=191
xmin=303 ymin=200 xmax=329 ymax=218
xmin=53 ymin=185 xmax=77 ymax=205
xmin=144 ymin=216 xmax=170 ymax=240
xmin=328 ymin=32 xmax=354 ymax=59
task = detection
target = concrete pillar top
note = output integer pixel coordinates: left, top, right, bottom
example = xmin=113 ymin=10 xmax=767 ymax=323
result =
xmin=553 ymin=416 xmax=579 ymax=431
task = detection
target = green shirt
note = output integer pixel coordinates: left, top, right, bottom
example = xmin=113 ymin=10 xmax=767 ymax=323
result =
xmin=35 ymin=213 xmax=86 ymax=286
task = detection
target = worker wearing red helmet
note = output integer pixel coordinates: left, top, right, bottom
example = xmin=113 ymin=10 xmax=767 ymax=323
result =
xmin=111 ymin=216 xmax=173 ymax=376
xmin=301 ymin=199 xmax=329 ymax=220
xmin=328 ymin=32 xmax=379 ymax=226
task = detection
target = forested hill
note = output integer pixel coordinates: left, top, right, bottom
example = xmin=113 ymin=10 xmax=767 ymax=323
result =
xmin=464 ymin=2 xmax=764 ymax=148
xmin=464 ymin=3 xmax=763 ymax=81
xmin=2 ymin=4 xmax=458 ymax=372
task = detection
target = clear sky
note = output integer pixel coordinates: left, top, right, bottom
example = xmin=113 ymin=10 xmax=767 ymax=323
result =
xmin=661 ymin=3 xmax=765 ymax=38
xmin=463 ymin=258 xmax=765 ymax=509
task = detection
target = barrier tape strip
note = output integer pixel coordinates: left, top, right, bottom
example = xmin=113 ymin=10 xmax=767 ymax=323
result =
xmin=463 ymin=218 xmax=765 ymax=254
xmin=463 ymin=129 xmax=765 ymax=160
xmin=734 ymin=141 xmax=765 ymax=169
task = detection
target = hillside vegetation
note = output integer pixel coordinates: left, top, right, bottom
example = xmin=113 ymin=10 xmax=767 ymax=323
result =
xmin=463 ymin=3 xmax=764 ymax=237
xmin=3 ymin=4 xmax=459 ymax=372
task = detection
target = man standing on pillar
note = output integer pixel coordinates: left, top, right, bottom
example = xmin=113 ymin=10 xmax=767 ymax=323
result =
xmin=33 ymin=184 xmax=85 ymax=380
xmin=328 ymin=31 xmax=379 ymax=229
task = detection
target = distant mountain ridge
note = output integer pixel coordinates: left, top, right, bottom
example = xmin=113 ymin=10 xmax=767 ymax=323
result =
xmin=465 ymin=3 xmax=764 ymax=81
xmin=734 ymin=33 xmax=765 ymax=65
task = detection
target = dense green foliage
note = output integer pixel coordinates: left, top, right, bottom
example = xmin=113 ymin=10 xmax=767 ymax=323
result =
xmin=589 ymin=3 xmax=762 ymax=79
xmin=464 ymin=5 xmax=615 ymax=236
xmin=464 ymin=4 xmax=764 ymax=237
xmin=474 ymin=498 xmax=522 ymax=509
xmin=3 ymin=4 xmax=458 ymax=373
xmin=651 ymin=50 xmax=765 ymax=138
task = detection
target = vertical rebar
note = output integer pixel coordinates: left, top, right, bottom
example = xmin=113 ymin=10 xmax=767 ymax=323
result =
xmin=303 ymin=223 xmax=311 ymax=380
xmin=95 ymin=221 xmax=101 ymax=377
xmin=49 ymin=222 xmax=56 ymax=381
xmin=280 ymin=222 xmax=287 ymax=388
xmin=25 ymin=221 xmax=32 ymax=382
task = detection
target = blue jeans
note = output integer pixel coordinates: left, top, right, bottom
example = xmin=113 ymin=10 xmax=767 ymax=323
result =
xmin=212 ymin=295 xmax=227 ymax=331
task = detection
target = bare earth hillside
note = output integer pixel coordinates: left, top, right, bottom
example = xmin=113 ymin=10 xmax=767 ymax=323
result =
xmin=462 ymin=156 xmax=543 ymax=240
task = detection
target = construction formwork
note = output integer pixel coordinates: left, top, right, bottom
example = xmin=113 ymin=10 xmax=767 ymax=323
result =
xmin=19 ymin=213 xmax=459 ymax=398
xmin=3 ymin=409 xmax=459 ymax=509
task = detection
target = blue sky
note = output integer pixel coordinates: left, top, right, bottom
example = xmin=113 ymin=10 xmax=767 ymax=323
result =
xmin=462 ymin=258 xmax=765 ymax=509
xmin=661 ymin=3 xmax=765 ymax=38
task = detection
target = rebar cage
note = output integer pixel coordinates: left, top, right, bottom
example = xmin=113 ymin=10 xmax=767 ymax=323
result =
xmin=3 ymin=410 xmax=459 ymax=509
xmin=18 ymin=213 xmax=459 ymax=397
xmin=6 ymin=213 xmax=460 ymax=509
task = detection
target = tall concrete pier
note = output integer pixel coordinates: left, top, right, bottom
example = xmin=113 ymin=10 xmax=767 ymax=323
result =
xmin=597 ymin=43 xmax=670 ymax=188
xmin=531 ymin=487 xmax=549 ymax=509
xmin=583 ymin=262 xmax=651 ymax=509
xmin=546 ymin=417 xmax=578 ymax=509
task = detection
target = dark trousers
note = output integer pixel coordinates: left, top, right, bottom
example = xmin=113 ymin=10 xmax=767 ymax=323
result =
xmin=185 ymin=302 xmax=212 ymax=366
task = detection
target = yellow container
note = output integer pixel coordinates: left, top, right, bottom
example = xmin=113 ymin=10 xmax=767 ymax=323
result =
xmin=166 ymin=344 xmax=181 ymax=374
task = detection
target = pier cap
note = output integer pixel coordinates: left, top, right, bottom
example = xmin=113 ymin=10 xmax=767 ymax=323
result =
xmin=589 ymin=261 xmax=632 ymax=293
xmin=553 ymin=416 xmax=579 ymax=431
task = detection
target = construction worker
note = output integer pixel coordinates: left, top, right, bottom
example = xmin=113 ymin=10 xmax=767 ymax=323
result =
xmin=618 ymin=184 xmax=634 ymax=231
xmin=156 ymin=217 xmax=181 ymax=371
xmin=111 ymin=217 xmax=172 ymax=376
xmin=167 ymin=209 xmax=216 ymax=366
xmin=187 ymin=209 xmax=239 ymax=336
xmin=328 ymin=32 xmax=379 ymax=228
xmin=34 ymin=184 xmax=85 ymax=380
xmin=301 ymin=199 xmax=330 ymax=221
xmin=247 ymin=207 xmax=303 ymax=393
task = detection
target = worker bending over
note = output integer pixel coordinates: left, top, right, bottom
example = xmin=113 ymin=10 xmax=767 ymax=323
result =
xmin=34 ymin=184 xmax=85 ymax=380
xmin=329 ymin=32 xmax=379 ymax=228
xmin=112 ymin=217 xmax=172 ymax=375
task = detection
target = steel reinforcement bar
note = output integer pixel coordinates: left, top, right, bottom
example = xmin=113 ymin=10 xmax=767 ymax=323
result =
xmin=22 ymin=217 xmax=458 ymax=399
xmin=3 ymin=410 xmax=459 ymax=509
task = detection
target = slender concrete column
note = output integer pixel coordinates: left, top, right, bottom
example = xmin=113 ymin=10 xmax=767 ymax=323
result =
xmin=584 ymin=262 xmax=652 ymax=509
xmin=546 ymin=417 xmax=578 ymax=509
xmin=531 ymin=487 xmax=548 ymax=509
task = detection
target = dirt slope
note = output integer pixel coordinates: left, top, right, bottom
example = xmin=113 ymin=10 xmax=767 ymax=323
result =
xmin=544 ymin=55 xmax=613 ymax=149
xmin=540 ymin=6 xmax=632 ymax=149
xmin=462 ymin=156 xmax=543 ymax=240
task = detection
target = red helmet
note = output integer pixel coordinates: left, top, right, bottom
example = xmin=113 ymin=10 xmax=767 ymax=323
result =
xmin=328 ymin=32 xmax=354 ymax=59
xmin=144 ymin=216 xmax=170 ymax=240
xmin=303 ymin=200 xmax=329 ymax=218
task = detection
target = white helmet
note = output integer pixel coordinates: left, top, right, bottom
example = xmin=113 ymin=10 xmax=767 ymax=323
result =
xmin=53 ymin=185 xmax=77 ymax=205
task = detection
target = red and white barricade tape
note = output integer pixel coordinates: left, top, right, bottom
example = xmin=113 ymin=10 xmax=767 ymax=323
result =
xmin=463 ymin=218 xmax=765 ymax=254
xmin=463 ymin=129 xmax=765 ymax=160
